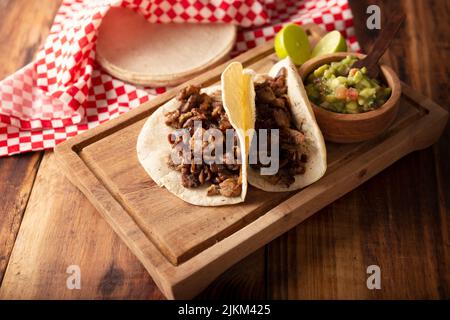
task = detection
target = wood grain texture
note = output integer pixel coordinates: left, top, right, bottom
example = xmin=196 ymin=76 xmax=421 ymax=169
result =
xmin=0 ymin=153 xmax=41 ymax=284
xmin=0 ymin=0 xmax=61 ymax=285
xmin=266 ymin=0 xmax=450 ymax=299
xmin=197 ymin=249 xmax=266 ymax=300
xmin=0 ymin=152 xmax=164 ymax=300
xmin=0 ymin=0 xmax=61 ymax=75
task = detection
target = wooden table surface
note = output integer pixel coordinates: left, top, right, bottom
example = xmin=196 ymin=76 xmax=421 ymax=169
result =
xmin=0 ymin=0 xmax=448 ymax=300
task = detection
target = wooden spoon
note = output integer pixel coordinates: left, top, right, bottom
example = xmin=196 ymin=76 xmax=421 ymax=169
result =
xmin=353 ymin=14 xmax=406 ymax=78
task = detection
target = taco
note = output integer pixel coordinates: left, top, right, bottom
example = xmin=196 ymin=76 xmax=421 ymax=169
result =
xmin=248 ymin=57 xmax=327 ymax=192
xmin=137 ymin=62 xmax=255 ymax=206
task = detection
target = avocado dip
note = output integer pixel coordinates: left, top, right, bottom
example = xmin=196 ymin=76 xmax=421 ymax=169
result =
xmin=305 ymin=56 xmax=391 ymax=114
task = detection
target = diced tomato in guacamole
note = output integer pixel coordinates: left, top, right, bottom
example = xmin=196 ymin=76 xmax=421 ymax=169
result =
xmin=305 ymin=56 xmax=391 ymax=114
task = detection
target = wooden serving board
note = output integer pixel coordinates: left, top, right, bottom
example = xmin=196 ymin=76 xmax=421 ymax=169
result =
xmin=54 ymin=24 xmax=448 ymax=299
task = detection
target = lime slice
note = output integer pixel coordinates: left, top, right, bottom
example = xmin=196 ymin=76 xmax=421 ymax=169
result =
xmin=311 ymin=30 xmax=348 ymax=58
xmin=274 ymin=24 xmax=311 ymax=65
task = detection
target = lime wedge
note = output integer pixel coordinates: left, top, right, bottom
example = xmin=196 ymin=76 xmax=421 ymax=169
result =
xmin=274 ymin=24 xmax=311 ymax=65
xmin=311 ymin=30 xmax=348 ymax=58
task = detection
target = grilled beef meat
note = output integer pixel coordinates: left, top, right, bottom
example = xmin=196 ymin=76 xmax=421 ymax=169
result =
xmin=164 ymin=85 xmax=241 ymax=197
xmin=251 ymin=68 xmax=308 ymax=187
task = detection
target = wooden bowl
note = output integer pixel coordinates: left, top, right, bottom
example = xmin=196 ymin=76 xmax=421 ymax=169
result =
xmin=299 ymin=52 xmax=401 ymax=143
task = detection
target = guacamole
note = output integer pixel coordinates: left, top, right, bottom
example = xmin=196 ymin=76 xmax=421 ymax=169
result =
xmin=305 ymin=56 xmax=391 ymax=114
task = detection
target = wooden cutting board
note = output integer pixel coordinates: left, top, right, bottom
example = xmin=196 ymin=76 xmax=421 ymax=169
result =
xmin=54 ymin=24 xmax=449 ymax=299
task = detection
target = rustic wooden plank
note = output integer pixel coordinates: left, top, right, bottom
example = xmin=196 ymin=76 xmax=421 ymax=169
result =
xmin=197 ymin=249 xmax=266 ymax=300
xmin=0 ymin=0 xmax=61 ymax=285
xmin=405 ymin=0 xmax=450 ymax=296
xmin=0 ymin=152 xmax=165 ymax=299
xmin=0 ymin=0 xmax=61 ymax=75
xmin=354 ymin=0 xmax=449 ymax=298
xmin=0 ymin=153 xmax=41 ymax=283
xmin=266 ymin=0 xmax=450 ymax=299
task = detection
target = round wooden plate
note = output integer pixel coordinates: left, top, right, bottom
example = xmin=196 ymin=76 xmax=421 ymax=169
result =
xmin=96 ymin=8 xmax=237 ymax=87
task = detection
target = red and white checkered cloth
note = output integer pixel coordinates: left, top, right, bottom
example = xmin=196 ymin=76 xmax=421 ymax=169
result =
xmin=0 ymin=0 xmax=359 ymax=157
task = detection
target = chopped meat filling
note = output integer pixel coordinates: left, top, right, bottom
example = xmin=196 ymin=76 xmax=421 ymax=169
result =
xmin=251 ymin=68 xmax=308 ymax=187
xmin=164 ymin=85 xmax=241 ymax=197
